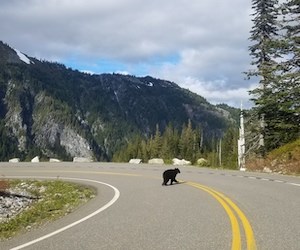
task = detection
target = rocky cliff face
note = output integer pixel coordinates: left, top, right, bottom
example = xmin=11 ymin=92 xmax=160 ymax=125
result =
xmin=4 ymin=80 xmax=28 ymax=152
xmin=0 ymin=41 xmax=238 ymax=161
xmin=4 ymin=82 xmax=94 ymax=159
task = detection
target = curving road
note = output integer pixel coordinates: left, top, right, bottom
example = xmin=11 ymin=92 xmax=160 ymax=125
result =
xmin=0 ymin=162 xmax=299 ymax=250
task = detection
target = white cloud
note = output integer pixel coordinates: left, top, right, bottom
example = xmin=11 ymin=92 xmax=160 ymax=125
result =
xmin=115 ymin=71 xmax=131 ymax=75
xmin=80 ymin=70 xmax=95 ymax=75
xmin=149 ymin=46 xmax=256 ymax=108
xmin=0 ymin=0 xmax=255 ymax=108
xmin=181 ymin=76 xmax=255 ymax=108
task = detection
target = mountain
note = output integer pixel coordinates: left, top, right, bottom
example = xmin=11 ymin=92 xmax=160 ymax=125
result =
xmin=0 ymin=41 xmax=238 ymax=161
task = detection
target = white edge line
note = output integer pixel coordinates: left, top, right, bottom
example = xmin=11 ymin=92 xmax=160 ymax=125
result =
xmin=287 ymin=182 xmax=300 ymax=187
xmin=274 ymin=180 xmax=284 ymax=183
xmin=7 ymin=176 xmax=120 ymax=250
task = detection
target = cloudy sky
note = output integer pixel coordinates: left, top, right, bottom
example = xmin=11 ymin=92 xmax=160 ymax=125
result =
xmin=0 ymin=0 xmax=257 ymax=108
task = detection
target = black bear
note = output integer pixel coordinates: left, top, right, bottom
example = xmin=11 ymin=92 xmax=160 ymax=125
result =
xmin=162 ymin=168 xmax=181 ymax=185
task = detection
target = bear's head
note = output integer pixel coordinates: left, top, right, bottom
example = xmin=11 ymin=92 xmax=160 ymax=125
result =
xmin=175 ymin=168 xmax=180 ymax=173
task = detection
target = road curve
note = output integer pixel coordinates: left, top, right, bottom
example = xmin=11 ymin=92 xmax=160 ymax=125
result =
xmin=0 ymin=162 xmax=299 ymax=250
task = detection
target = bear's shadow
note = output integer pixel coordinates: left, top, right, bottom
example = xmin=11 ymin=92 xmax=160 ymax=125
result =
xmin=163 ymin=181 xmax=186 ymax=186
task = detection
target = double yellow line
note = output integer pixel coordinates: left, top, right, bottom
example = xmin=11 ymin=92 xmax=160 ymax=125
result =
xmin=187 ymin=182 xmax=257 ymax=250
xmin=19 ymin=169 xmax=256 ymax=249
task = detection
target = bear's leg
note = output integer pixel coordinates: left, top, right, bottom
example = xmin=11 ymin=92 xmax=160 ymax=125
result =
xmin=162 ymin=177 xmax=168 ymax=185
xmin=170 ymin=178 xmax=178 ymax=185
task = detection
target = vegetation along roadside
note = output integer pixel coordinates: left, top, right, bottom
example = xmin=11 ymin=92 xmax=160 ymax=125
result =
xmin=0 ymin=178 xmax=96 ymax=240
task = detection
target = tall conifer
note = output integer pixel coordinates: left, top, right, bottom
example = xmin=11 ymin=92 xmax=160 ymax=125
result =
xmin=279 ymin=0 xmax=300 ymax=142
xmin=247 ymin=0 xmax=280 ymax=152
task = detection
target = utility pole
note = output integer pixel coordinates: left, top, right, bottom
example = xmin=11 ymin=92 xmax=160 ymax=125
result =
xmin=238 ymin=103 xmax=246 ymax=171
xmin=218 ymin=138 xmax=222 ymax=167
xmin=259 ymin=113 xmax=265 ymax=155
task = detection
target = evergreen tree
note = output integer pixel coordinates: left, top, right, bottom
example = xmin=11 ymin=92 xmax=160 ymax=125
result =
xmin=278 ymin=0 xmax=300 ymax=142
xmin=151 ymin=124 xmax=162 ymax=158
xmin=248 ymin=0 xmax=279 ymax=78
xmin=206 ymin=137 xmax=218 ymax=168
xmin=140 ymin=139 xmax=149 ymax=162
xmin=251 ymin=0 xmax=300 ymax=150
xmin=161 ymin=123 xmax=180 ymax=160
xmin=148 ymin=135 xmax=155 ymax=159
xmin=178 ymin=120 xmax=195 ymax=161
xmin=282 ymin=0 xmax=300 ymax=70
xmin=247 ymin=0 xmax=281 ymax=152
xmin=221 ymin=127 xmax=239 ymax=169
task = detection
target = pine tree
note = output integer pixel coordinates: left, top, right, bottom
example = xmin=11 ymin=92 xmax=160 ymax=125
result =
xmin=161 ymin=123 xmax=179 ymax=160
xmin=222 ymin=127 xmax=239 ymax=169
xmin=178 ymin=120 xmax=195 ymax=161
xmin=255 ymin=0 xmax=300 ymax=149
xmin=140 ymin=139 xmax=149 ymax=162
xmin=278 ymin=0 xmax=300 ymax=142
xmin=247 ymin=0 xmax=281 ymax=152
xmin=248 ymin=0 xmax=279 ymax=78
xmin=149 ymin=124 xmax=162 ymax=158
xmin=282 ymin=0 xmax=300 ymax=70
xmin=206 ymin=136 xmax=219 ymax=167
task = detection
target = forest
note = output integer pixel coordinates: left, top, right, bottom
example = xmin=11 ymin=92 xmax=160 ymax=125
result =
xmin=246 ymin=0 xmax=300 ymax=155
xmin=113 ymin=120 xmax=239 ymax=169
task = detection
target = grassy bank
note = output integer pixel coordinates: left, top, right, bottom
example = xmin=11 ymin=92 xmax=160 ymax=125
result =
xmin=0 ymin=179 xmax=96 ymax=240
xmin=246 ymin=139 xmax=300 ymax=175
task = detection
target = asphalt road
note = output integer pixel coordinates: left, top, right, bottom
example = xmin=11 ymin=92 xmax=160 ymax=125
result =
xmin=0 ymin=162 xmax=299 ymax=250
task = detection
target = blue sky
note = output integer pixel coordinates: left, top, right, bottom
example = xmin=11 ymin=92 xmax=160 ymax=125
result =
xmin=64 ymin=53 xmax=181 ymax=76
xmin=0 ymin=0 xmax=256 ymax=108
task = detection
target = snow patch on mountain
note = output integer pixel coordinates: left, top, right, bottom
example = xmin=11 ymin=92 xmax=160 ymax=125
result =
xmin=13 ymin=48 xmax=32 ymax=64
xmin=114 ymin=90 xmax=120 ymax=103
